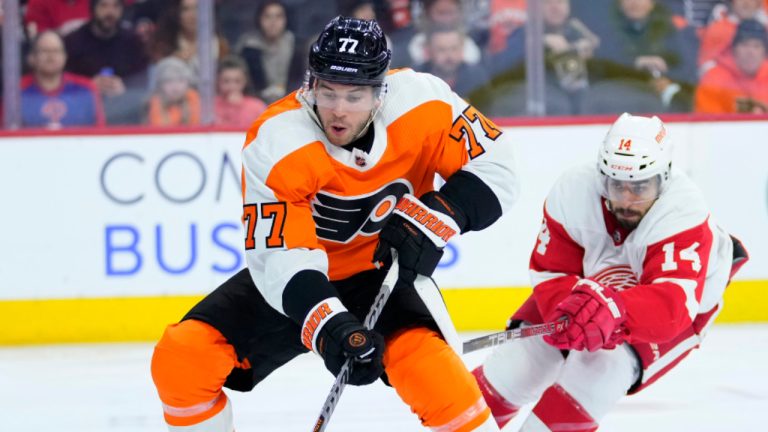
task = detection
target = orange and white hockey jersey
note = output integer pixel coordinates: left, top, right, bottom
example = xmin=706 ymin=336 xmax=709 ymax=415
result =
xmin=526 ymin=164 xmax=734 ymax=344
xmin=240 ymin=69 xmax=519 ymax=317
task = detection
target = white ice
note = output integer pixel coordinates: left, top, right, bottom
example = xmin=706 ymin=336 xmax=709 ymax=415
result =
xmin=2 ymin=325 xmax=766 ymax=432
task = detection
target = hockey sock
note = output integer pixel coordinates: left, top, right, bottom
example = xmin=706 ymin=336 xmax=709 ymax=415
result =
xmin=151 ymin=319 xmax=240 ymax=428
xmin=471 ymin=366 xmax=521 ymax=428
xmin=384 ymin=327 xmax=492 ymax=432
xmin=525 ymin=384 xmax=598 ymax=432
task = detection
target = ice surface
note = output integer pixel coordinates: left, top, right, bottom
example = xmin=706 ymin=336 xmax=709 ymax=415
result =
xmin=1 ymin=325 xmax=766 ymax=431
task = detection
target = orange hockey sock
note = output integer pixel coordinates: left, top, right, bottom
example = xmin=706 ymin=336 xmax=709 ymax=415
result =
xmin=151 ymin=319 xmax=245 ymax=427
xmin=384 ymin=327 xmax=491 ymax=431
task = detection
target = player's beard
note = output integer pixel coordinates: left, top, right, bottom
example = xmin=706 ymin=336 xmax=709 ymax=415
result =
xmin=611 ymin=207 xmax=645 ymax=230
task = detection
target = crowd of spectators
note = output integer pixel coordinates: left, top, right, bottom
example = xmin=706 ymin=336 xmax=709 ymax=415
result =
xmin=4 ymin=0 xmax=768 ymax=130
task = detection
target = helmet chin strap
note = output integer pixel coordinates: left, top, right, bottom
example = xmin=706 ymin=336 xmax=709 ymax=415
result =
xmin=351 ymin=105 xmax=378 ymax=141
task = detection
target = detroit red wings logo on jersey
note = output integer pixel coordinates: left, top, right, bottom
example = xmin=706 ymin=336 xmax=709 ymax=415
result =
xmin=591 ymin=265 xmax=638 ymax=291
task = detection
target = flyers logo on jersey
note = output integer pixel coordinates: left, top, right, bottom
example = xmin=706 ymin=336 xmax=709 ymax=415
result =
xmin=312 ymin=180 xmax=412 ymax=243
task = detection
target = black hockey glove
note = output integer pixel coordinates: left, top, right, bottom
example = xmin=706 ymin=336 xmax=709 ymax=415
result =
xmin=316 ymin=311 xmax=385 ymax=386
xmin=373 ymin=192 xmax=467 ymax=284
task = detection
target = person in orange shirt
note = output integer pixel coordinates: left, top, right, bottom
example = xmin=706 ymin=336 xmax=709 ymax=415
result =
xmin=695 ymin=18 xmax=768 ymax=113
xmin=150 ymin=16 xmax=519 ymax=432
xmin=698 ymin=0 xmax=767 ymax=71
xmin=146 ymin=56 xmax=201 ymax=126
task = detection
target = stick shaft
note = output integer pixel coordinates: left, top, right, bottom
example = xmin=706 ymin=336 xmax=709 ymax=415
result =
xmin=312 ymin=254 xmax=399 ymax=432
xmin=462 ymin=319 xmax=568 ymax=354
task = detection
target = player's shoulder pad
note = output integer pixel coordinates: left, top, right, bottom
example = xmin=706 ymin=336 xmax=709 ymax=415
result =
xmin=244 ymin=94 xmax=324 ymax=166
xmin=380 ymin=68 xmax=457 ymax=126
xmin=634 ymin=171 xmax=710 ymax=245
xmin=544 ymin=163 xmax=599 ymax=227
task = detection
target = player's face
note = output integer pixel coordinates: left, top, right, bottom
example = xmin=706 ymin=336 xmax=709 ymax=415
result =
xmin=314 ymin=80 xmax=378 ymax=146
xmin=604 ymin=176 xmax=660 ymax=229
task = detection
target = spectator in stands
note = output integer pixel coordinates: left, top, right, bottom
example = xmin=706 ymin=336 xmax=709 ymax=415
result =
xmin=125 ymin=0 xmax=166 ymax=44
xmin=235 ymin=0 xmax=304 ymax=103
xmin=695 ymin=18 xmax=768 ymax=112
xmin=657 ymin=0 xmax=721 ymax=28
xmin=340 ymin=0 xmax=396 ymax=60
xmin=407 ymin=0 xmax=483 ymax=66
xmin=146 ymin=56 xmax=200 ymax=126
xmin=698 ymin=0 xmax=767 ymax=71
xmin=25 ymin=0 xmax=90 ymax=37
xmin=147 ymin=0 xmax=228 ymax=79
xmin=486 ymin=0 xmax=527 ymax=56
xmin=587 ymin=0 xmax=699 ymax=113
xmin=65 ymin=0 xmax=149 ymax=125
xmin=340 ymin=0 xmax=378 ymax=20
xmin=416 ymin=25 xmax=490 ymax=100
xmin=214 ymin=55 xmax=267 ymax=128
xmin=282 ymin=0 xmax=339 ymax=43
xmin=541 ymin=0 xmax=600 ymax=114
xmin=215 ymin=0 xmax=261 ymax=47
xmin=477 ymin=0 xmax=600 ymax=116
xmin=21 ymin=30 xmax=105 ymax=129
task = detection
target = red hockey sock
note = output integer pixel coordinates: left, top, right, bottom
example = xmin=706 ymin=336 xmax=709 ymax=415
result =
xmin=530 ymin=384 xmax=598 ymax=431
xmin=471 ymin=365 xmax=520 ymax=428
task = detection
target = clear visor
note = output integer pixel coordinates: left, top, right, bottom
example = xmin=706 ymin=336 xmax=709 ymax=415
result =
xmin=601 ymin=175 xmax=662 ymax=205
xmin=301 ymin=81 xmax=383 ymax=112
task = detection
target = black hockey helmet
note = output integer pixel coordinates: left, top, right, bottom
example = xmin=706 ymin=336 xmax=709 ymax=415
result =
xmin=308 ymin=16 xmax=391 ymax=86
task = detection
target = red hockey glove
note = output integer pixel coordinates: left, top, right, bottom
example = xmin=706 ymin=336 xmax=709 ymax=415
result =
xmin=544 ymin=279 xmax=627 ymax=352
xmin=373 ymin=192 xmax=465 ymax=285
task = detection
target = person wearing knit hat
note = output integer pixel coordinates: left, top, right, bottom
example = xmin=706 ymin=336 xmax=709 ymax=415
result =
xmin=695 ymin=18 xmax=768 ymax=113
xmin=146 ymin=56 xmax=201 ymax=126
xmin=732 ymin=16 xmax=768 ymax=47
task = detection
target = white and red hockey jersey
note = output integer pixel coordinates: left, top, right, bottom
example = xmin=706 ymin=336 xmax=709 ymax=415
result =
xmin=528 ymin=164 xmax=734 ymax=344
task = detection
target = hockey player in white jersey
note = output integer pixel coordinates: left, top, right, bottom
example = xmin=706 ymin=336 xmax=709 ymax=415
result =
xmin=472 ymin=113 xmax=749 ymax=431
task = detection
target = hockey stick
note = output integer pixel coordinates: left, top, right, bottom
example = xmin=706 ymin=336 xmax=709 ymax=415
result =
xmin=412 ymin=275 xmax=461 ymax=352
xmin=312 ymin=251 xmax=399 ymax=432
xmin=462 ymin=319 xmax=568 ymax=354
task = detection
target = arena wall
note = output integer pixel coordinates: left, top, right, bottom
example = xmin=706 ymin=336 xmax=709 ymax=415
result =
xmin=1 ymin=119 xmax=765 ymax=344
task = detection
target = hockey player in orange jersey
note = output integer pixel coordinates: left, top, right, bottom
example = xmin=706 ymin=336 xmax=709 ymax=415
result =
xmin=150 ymin=15 xmax=519 ymax=431
xmin=472 ymin=113 xmax=748 ymax=431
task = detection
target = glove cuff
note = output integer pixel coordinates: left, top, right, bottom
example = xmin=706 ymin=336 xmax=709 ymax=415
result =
xmin=574 ymin=279 xmax=626 ymax=320
xmin=392 ymin=193 xmax=461 ymax=248
xmin=301 ymin=297 xmax=348 ymax=353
